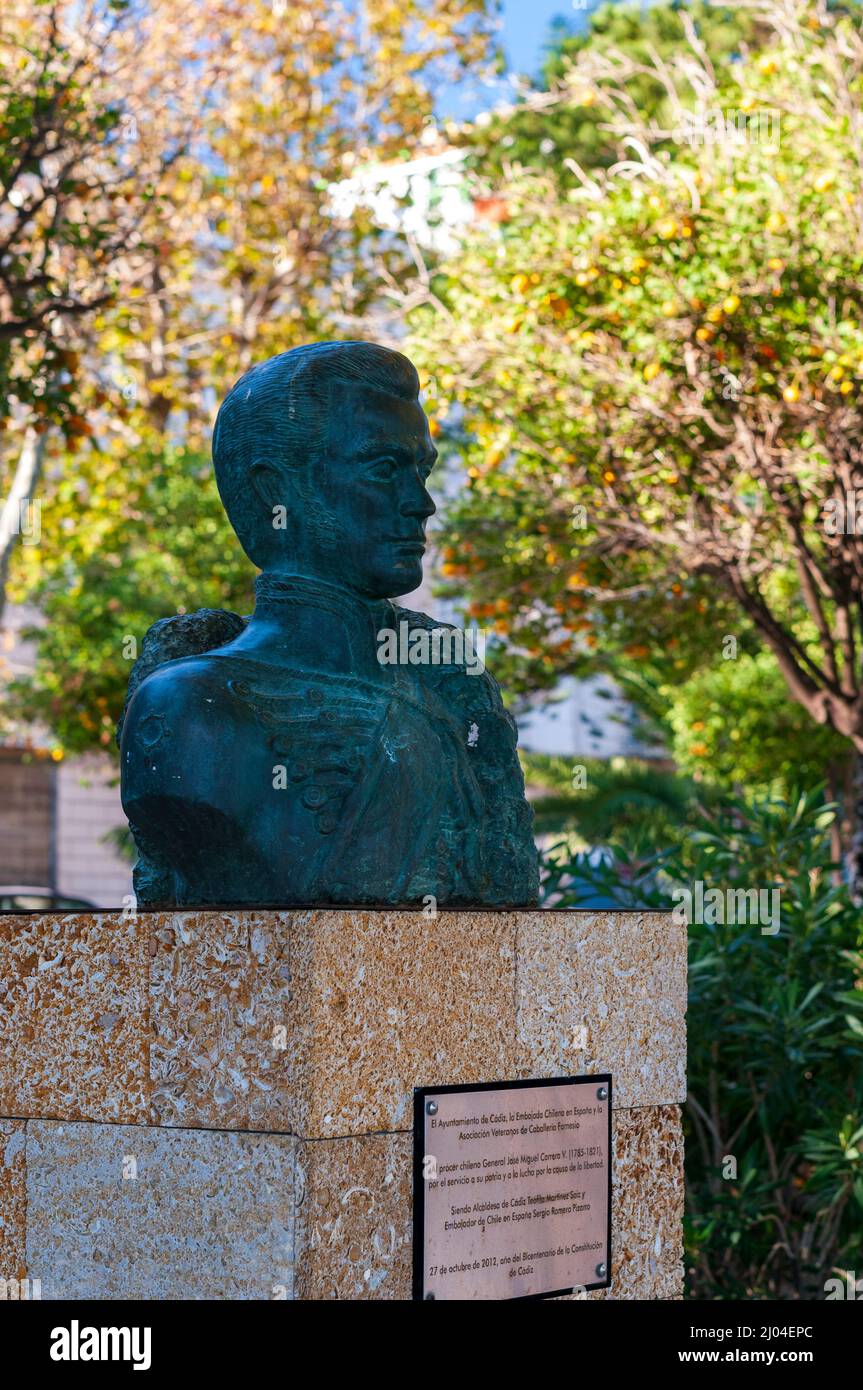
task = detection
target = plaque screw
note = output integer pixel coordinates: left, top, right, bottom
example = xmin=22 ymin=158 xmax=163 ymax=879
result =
xmin=596 ymin=1263 xmax=607 ymax=1279
xmin=596 ymin=1086 xmax=608 ymax=1101
xmin=426 ymin=1100 xmax=438 ymax=1116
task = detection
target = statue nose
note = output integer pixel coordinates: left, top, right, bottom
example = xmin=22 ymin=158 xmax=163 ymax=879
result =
xmin=402 ymin=484 xmax=436 ymax=519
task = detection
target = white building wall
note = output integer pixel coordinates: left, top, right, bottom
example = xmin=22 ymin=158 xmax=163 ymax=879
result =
xmin=55 ymin=753 xmax=132 ymax=908
xmin=517 ymin=675 xmax=653 ymax=759
xmin=2 ymin=600 xmax=132 ymax=907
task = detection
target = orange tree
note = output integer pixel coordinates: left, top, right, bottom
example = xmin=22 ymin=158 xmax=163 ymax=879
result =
xmin=0 ymin=0 xmax=211 ymax=614
xmin=458 ymin=0 xmax=761 ymax=185
xmin=0 ymin=0 xmax=199 ymax=422
xmin=409 ymin=0 xmax=863 ymax=851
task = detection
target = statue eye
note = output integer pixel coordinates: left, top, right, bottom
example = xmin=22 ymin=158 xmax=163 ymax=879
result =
xmin=366 ymin=457 xmax=397 ymax=481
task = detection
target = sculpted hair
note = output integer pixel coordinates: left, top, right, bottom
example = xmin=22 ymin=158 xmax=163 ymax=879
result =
xmin=212 ymin=340 xmax=420 ymax=566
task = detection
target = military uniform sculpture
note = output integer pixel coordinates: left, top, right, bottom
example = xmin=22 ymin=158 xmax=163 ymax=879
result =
xmin=119 ymin=342 xmax=539 ymax=908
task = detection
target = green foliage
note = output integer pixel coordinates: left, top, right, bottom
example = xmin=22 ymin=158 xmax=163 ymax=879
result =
xmin=543 ymin=1 xmax=755 ymax=88
xmin=457 ymin=1 xmax=760 ymax=182
xmin=412 ymin=0 xmax=863 ymax=777
xmin=0 ymin=9 xmax=116 ymax=426
xmin=542 ymin=787 xmax=863 ymax=1297
xmin=524 ymin=750 xmax=720 ymax=850
xmin=665 ymin=650 xmax=850 ymax=793
xmin=4 ymin=439 xmax=251 ymax=754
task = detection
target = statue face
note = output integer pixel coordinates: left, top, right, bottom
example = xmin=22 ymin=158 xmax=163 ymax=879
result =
xmin=307 ymin=383 xmax=438 ymax=598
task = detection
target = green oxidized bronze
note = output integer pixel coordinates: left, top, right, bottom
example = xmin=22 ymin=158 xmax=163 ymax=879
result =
xmin=119 ymin=341 xmax=539 ymax=908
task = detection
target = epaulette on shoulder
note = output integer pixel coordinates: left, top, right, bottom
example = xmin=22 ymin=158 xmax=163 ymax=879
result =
xmin=392 ymin=604 xmax=458 ymax=633
xmin=116 ymin=607 xmax=249 ymax=746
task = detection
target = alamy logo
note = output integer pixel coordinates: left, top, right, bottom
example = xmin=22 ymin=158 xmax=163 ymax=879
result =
xmin=377 ymin=620 xmax=486 ymax=675
xmin=824 ymin=1271 xmax=863 ymax=1299
xmin=673 ymin=106 xmax=780 ymax=147
xmin=50 ymin=1321 xmax=151 ymax=1371
xmin=672 ymin=881 xmax=780 ymax=935
xmin=824 ymin=492 xmax=863 ymax=535
xmin=0 ymin=1276 xmax=41 ymax=1299
xmin=4 ymin=497 xmax=41 ymax=545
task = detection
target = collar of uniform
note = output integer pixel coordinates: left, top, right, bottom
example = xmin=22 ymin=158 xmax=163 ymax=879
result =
xmin=254 ymin=572 xmax=394 ymax=625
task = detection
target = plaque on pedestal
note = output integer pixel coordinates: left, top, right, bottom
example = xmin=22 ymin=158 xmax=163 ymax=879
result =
xmin=413 ymin=1074 xmax=612 ymax=1301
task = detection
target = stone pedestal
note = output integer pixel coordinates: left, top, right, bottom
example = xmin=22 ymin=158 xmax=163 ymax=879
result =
xmin=0 ymin=909 xmax=685 ymax=1300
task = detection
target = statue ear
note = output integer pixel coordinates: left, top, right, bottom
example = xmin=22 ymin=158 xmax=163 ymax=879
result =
xmin=250 ymin=460 xmax=294 ymax=518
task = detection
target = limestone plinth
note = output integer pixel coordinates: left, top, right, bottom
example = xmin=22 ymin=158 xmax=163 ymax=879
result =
xmin=0 ymin=909 xmax=685 ymax=1300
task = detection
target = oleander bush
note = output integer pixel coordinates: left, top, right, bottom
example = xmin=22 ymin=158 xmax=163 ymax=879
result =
xmin=540 ymin=787 xmax=863 ymax=1298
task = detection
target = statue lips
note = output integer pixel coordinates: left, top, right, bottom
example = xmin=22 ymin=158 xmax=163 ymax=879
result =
xmin=387 ymin=537 xmax=426 ymax=554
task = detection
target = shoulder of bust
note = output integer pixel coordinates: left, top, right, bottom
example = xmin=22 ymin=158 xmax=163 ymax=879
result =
xmin=122 ymin=653 xmax=248 ymax=733
xmin=391 ymin=603 xmax=455 ymax=632
xmin=391 ymin=607 xmax=508 ymax=705
xmin=119 ymin=655 xmax=270 ymax=795
xmin=119 ymin=652 xmax=282 ymax=902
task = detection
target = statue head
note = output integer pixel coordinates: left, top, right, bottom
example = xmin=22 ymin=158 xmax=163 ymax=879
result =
xmin=212 ymin=341 xmax=438 ymax=599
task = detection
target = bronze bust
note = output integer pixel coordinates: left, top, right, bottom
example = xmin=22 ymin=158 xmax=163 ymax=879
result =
xmin=119 ymin=341 xmax=539 ymax=908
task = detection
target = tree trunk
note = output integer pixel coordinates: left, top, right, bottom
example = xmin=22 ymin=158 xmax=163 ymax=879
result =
xmin=825 ymin=765 xmax=845 ymax=887
xmin=846 ymin=752 xmax=863 ymax=903
xmin=0 ymin=425 xmax=47 ymax=629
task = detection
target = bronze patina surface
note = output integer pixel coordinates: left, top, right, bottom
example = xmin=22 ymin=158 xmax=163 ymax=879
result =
xmin=119 ymin=342 xmax=538 ymax=908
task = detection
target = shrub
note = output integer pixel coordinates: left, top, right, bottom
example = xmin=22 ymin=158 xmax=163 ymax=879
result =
xmin=541 ymin=787 xmax=863 ymax=1298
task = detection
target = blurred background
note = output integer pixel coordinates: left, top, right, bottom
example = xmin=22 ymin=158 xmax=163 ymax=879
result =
xmin=2 ymin=0 xmax=862 ymax=1299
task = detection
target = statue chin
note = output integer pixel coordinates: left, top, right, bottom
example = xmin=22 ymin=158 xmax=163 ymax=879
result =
xmin=358 ymin=559 xmax=425 ymax=600
xmin=292 ymin=542 xmax=425 ymax=600
xmin=387 ymin=566 xmax=425 ymax=598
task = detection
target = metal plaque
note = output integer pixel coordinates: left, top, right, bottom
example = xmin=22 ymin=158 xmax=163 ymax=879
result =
xmin=412 ymin=1074 xmax=612 ymax=1301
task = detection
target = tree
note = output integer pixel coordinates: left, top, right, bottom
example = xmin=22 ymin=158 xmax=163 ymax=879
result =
xmin=524 ymin=749 xmax=723 ymax=852
xmin=454 ymin=1 xmax=761 ymax=184
xmin=408 ymin=0 xmax=863 ymax=877
xmin=0 ymin=0 xmax=216 ymax=620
